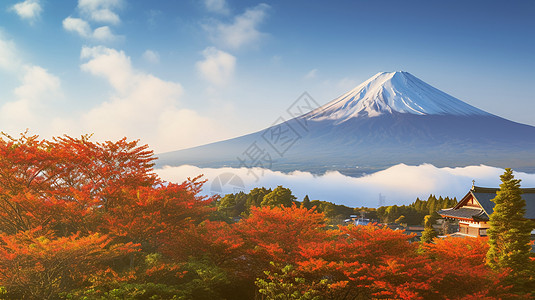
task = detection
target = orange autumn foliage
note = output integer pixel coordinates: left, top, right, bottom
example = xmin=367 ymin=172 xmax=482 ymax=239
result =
xmin=0 ymin=228 xmax=138 ymax=299
xmin=103 ymin=177 xmax=214 ymax=252
xmin=0 ymin=133 xmax=529 ymax=299
xmin=0 ymin=133 xmax=157 ymax=236
xmin=0 ymin=134 xmax=217 ymax=298
xmin=235 ymin=205 xmax=330 ymax=274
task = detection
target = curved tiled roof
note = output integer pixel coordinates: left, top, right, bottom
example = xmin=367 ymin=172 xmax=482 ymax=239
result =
xmin=439 ymin=207 xmax=488 ymax=220
xmin=471 ymin=187 xmax=535 ymax=219
xmin=442 ymin=186 xmax=535 ymax=220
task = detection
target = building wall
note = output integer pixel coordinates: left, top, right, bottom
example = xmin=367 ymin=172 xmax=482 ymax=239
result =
xmin=459 ymin=224 xmax=469 ymax=235
xmin=468 ymin=226 xmax=479 ymax=237
xmin=459 ymin=223 xmax=486 ymax=237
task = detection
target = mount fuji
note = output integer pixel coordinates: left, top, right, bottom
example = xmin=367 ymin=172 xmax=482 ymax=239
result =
xmin=157 ymin=71 xmax=535 ymax=176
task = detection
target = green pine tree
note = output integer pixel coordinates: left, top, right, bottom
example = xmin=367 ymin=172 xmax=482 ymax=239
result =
xmin=420 ymin=215 xmax=437 ymax=244
xmin=301 ymin=195 xmax=312 ymax=210
xmin=414 ymin=198 xmax=423 ymax=212
xmin=427 ymin=195 xmax=437 ymax=214
xmin=486 ymin=169 xmax=533 ymax=278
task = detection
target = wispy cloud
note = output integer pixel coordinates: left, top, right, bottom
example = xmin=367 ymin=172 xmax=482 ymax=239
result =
xmin=78 ymin=0 xmax=124 ymax=24
xmin=0 ymin=32 xmax=70 ymax=139
xmin=78 ymin=46 xmax=227 ymax=152
xmin=62 ymin=0 xmax=123 ymax=42
xmin=204 ymin=0 xmax=230 ymax=15
xmin=0 ymin=39 xmax=229 ymax=152
xmin=62 ymin=17 xmax=92 ymax=38
xmin=304 ymin=69 xmax=318 ymax=80
xmin=63 ymin=17 xmax=122 ymax=42
xmin=9 ymin=0 xmax=42 ymax=23
xmin=0 ymin=33 xmax=21 ymax=71
xmin=92 ymin=26 xmax=120 ymax=42
xmin=155 ymin=164 xmax=535 ymax=208
xmin=0 ymin=65 xmax=62 ymax=134
xmin=196 ymin=47 xmax=236 ymax=86
xmin=142 ymin=49 xmax=160 ymax=64
xmin=203 ymin=3 xmax=270 ymax=50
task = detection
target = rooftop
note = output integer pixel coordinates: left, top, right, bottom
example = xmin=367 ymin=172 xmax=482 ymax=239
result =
xmin=439 ymin=186 xmax=535 ymax=220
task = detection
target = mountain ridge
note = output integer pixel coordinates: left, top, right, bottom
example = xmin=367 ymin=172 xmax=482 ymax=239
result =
xmin=157 ymin=72 xmax=535 ymax=176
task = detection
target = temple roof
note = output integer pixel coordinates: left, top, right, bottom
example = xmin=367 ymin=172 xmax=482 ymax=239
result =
xmin=438 ymin=186 xmax=535 ymax=220
xmin=439 ymin=207 xmax=488 ymax=220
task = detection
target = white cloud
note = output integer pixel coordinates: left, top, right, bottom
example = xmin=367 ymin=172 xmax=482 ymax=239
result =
xmin=196 ymin=47 xmax=236 ymax=86
xmin=155 ymin=164 xmax=535 ymax=208
xmin=63 ymin=17 xmax=92 ymax=38
xmin=0 ymin=66 xmax=61 ymax=133
xmin=0 ymin=34 xmax=21 ymax=71
xmin=79 ymin=46 xmax=228 ymax=152
xmin=89 ymin=8 xmax=120 ymax=24
xmin=92 ymin=26 xmax=120 ymax=41
xmin=204 ymin=3 xmax=270 ymax=50
xmin=62 ymin=0 xmax=123 ymax=42
xmin=305 ymin=69 xmax=318 ymax=79
xmin=0 ymin=36 xmax=65 ymax=137
xmin=13 ymin=66 xmax=61 ymax=101
xmin=63 ymin=17 xmax=121 ymax=42
xmin=1 ymin=36 xmax=230 ymax=153
xmin=80 ymin=46 xmax=136 ymax=93
xmin=10 ymin=0 xmax=42 ymax=22
xmin=78 ymin=0 xmax=123 ymax=24
xmin=204 ymin=0 xmax=230 ymax=15
xmin=142 ymin=49 xmax=160 ymax=64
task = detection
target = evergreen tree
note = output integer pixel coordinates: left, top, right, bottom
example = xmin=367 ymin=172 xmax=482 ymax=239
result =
xmin=414 ymin=198 xmax=423 ymax=212
xmin=427 ymin=195 xmax=437 ymax=214
xmin=486 ymin=169 xmax=533 ymax=278
xmin=301 ymin=195 xmax=312 ymax=210
xmin=420 ymin=215 xmax=437 ymax=244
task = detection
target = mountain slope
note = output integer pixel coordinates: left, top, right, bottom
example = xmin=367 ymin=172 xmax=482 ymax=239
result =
xmin=157 ymin=72 xmax=535 ymax=176
xmin=303 ymin=71 xmax=490 ymax=121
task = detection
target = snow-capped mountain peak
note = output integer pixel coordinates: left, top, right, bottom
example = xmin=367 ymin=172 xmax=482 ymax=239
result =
xmin=303 ymin=71 xmax=491 ymax=122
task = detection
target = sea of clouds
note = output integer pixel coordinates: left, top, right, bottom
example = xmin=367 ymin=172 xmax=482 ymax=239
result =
xmin=155 ymin=164 xmax=535 ymax=208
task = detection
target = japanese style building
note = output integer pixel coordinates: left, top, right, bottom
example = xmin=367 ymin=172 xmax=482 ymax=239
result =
xmin=438 ymin=185 xmax=535 ymax=237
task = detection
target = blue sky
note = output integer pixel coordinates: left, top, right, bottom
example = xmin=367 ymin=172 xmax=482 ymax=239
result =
xmin=1 ymin=0 xmax=534 ymax=153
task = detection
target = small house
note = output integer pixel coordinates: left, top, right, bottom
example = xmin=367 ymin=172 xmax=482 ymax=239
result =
xmin=438 ymin=185 xmax=535 ymax=237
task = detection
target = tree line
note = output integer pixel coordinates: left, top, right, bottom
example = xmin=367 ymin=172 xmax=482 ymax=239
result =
xmin=218 ymin=188 xmax=457 ymax=227
xmin=375 ymin=195 xmax=457 ymax=225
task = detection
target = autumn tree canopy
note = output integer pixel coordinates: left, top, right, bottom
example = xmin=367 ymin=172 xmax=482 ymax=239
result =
xmin=0 ymin=133 xmax=530 ymax=299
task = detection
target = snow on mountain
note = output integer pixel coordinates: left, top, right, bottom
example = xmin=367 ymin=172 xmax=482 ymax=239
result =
xmin=157 ymin=71 xmax=535 ymax=176
xmin=303 ymin=71 xmax=491 ymax=123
